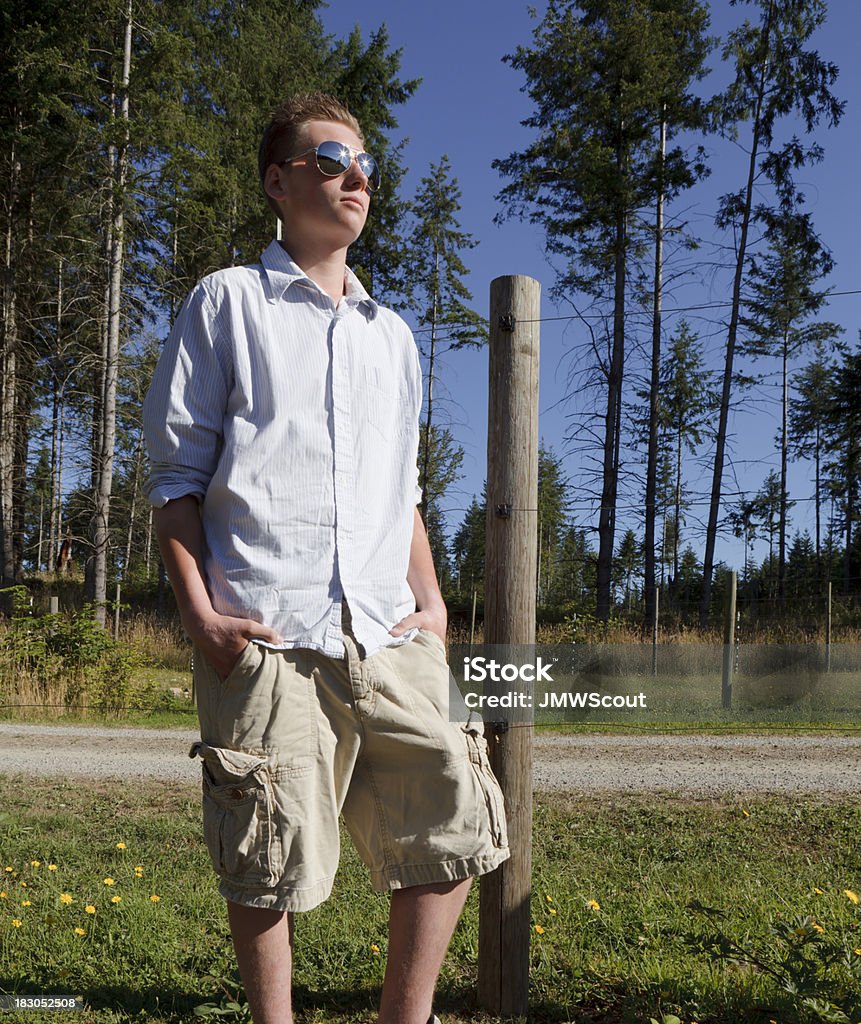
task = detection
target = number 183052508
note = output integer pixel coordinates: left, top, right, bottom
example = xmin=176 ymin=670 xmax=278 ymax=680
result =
xmin=0 ymin=996 xmax=83 ymax=1012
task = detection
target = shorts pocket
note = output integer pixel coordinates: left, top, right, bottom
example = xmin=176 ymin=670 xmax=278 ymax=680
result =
xmin=463 ymin=725 xmax=509 ymax=849
xmin=221 ymin=640 xmax=264 ymax=686
xmin=417 ymin=628 xmax=448 ymax=661
xmin=190 ymin=742 xmax=281 ymax=887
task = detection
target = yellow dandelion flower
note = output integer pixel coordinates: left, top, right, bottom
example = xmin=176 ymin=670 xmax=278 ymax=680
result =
xmin=59 ymin=893 xmax=73 ymax=906
xmin=103 ymin=877 xmax=115 ymax=886
xmin=149 ymin=894 xmax=160 ymax=903
xmin=812 ymin=923 xmax=824 ymax=933
xmin=74 ymin=927 xmax=85 ymax=936
xmin=30 ymin=860 xmax=41 ymax=868
xmin=20 ymin=900 xmax=31 ymax=907
xmin=534 ymin=924 xmax=545 ymax=934
xmin=854 ymin=948 xmax=861 ymax=956
xmin=4 ymin=867 xmax=12 ymax=873
xmin=845 ymin=889 xmax=859 ymax=905
xmin=370 ymin=943 xmax=380 ymax=954
xmin=549 ymin=908 xmax=557 ymax=916
xmin=12 ymin=919 xmax=22 ymax=928
xmin=48 ymin=864 xmax=58 ymax=872
xmin=115 ymin=842 xmax=126 ymax=851
xmin=0 ymin=892 xmax=6 ymax=899
xmin=587 ymin=899 xmax=601 ymax=911
xmin=111 ymin=895 xmax=122 ymax=904
xmin=19 ymin=881 xmax=27 ymax=888
xmin=85 ymin=905 xmax=96 ymax=915
xmin=134 ymin=866 xmax=143 ymax=876
xmin=545 ymin=895 xmax=553 ymax=903
xmin=813 ymin=887 xmax=824 ymax=894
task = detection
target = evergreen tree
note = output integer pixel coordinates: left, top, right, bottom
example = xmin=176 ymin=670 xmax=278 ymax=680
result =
xmin=408 ymin=156 xmax=485 ymax=524
xmin=789 ymin=343 xmax=834 ymax=580
xmin=416 ymin=425 xmax=464 ymax=594
xmin=537 ymin=443 xmax=569 ymax=605
xmin=615 ymin=527 xmax=644 ymax=612
xmin=700 ymin=0 xmax=843 ymax=625
xmin=656 ymin=320 xmax=711 ymax=589
xmin=740 ymin=209 xmax=841 ymax=604
xmin=822 ymin=343 xmax=861 ymax=595
xmin=452 ymin=492 xmax=487 ymax=600
xmin=557 ymin=526 xmax=594 ymax=608
xmin=493 ymin=0 xmax=712 ymax=622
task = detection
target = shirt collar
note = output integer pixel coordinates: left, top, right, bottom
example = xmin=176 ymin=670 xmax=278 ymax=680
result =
xmin=260 ymin=239 xmax=378 ymax=319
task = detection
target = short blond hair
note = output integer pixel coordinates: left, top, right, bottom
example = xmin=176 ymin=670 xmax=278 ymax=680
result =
xmin=258 ymin=92 xmax=364 ymax=218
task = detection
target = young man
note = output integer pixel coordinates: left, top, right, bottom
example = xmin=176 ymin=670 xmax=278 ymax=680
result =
xmin=143 ymin=93 xmax=509 ymax=1024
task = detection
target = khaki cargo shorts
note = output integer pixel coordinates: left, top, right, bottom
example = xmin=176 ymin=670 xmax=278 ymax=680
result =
xmin=189 ymin=624 xmax=510 ymax=912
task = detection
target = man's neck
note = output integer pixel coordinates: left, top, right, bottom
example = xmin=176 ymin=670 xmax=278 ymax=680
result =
xmin=279 ymin=238 xmax=348 ymax=305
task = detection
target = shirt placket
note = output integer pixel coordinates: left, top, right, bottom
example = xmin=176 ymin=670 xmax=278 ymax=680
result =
xmin=326 ymin=307 xmax=356 ymax=655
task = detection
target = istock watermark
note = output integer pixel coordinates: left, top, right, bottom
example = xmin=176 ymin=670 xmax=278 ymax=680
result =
xmin=445 ymin=642 xmax=861 ymax=726
xmin=448 ymin=645 xmax=654 ymax=725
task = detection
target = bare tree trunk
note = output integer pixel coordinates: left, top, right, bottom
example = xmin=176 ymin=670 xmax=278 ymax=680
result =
xmin=596 ymin=211 xmax=626 ymax=622
xmin=86 ymin=115 xmax=114 ymax=597
xmin=674 ymin=422 xmax=682 ymax=586
xmin=145 ymin=505 xmax=153 ymax=578
xmin=123 ymin=432 xmax=145 ymax=579
xmin=420 ymin=274 xmax=438 ymax=526
xmin=778 ymin=329 xmax=789 ymax=604
xmin=700 ymin=5 xmax=773 ymax=628
xmin=1 ymin=124 xmax=20 ymax=581
xmin=90 ymin=0 xmax=132 ymax=626
xmin=49 ymin=259 xmax=63 ymax=572
xmin=644 ymin=111 xmax=666 ymax=628
xmin=814 ymin=421 xmax=822 ymax=580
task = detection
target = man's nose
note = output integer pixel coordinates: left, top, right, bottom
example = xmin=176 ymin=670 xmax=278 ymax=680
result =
xmin=344 ymin=157 xmax=370 ymax=193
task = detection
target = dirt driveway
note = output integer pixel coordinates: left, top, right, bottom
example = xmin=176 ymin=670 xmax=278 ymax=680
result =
xmin=1 ymin=723 xmax=859 ymax=796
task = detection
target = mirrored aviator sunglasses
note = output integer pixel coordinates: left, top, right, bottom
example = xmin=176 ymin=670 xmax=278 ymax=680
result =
xmin=309 ymin=140 xmax=382 ymax=193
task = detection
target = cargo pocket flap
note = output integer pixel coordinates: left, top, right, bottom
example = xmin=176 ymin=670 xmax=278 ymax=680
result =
xmin=190 ymin=742 xmax=269 ymax=782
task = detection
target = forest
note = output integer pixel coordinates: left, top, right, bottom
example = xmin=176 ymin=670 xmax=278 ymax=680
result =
xmin=2 ymin=0 xmax=858 ymax=638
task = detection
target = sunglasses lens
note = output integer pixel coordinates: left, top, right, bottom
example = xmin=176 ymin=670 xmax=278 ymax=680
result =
xmin=314 ymin=142 xmax=381 ymax=192
xmin=357 ymin=153 xmax=381 ymax=192
xmin=315 ymin=142 xmax=351 ymax=176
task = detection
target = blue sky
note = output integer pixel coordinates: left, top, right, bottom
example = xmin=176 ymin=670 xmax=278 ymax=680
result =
xmin=320 ymin=0 xmax=861 ymax=576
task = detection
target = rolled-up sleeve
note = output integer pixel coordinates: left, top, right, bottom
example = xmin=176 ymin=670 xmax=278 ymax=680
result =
xmin=143 ymin=284 xmax=231 ymax=507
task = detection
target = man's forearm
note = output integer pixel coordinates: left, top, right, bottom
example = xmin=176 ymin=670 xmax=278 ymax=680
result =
xmin=152 ymin=495 xmax=215 ymax=633
xmin=153 ymin=496 xmax=280 ymax=677
xmin=406 ymin=507 xmax=447 ymax=625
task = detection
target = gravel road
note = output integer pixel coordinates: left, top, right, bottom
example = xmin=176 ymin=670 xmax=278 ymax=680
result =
xmin=1 ymin=723 xmax=859 ymax=795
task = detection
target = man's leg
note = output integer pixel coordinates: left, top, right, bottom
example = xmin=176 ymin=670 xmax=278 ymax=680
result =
xmin=378 ymin=878 xmax=472 ymax=1024
xmin=227 ymin=900 xmax=294 ymax=1024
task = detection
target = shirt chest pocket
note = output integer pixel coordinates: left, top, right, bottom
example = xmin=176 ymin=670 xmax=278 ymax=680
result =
xmin=360 ymin=365 xmax=416 ymax=443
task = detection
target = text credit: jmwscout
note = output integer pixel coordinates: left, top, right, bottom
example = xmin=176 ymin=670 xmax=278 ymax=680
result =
xmin=446 ymin=643 xmax=861 ymax=726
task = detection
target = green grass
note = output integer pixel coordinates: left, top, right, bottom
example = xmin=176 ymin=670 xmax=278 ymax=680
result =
xmin=1 ymin=778 xmax=860 ymax=1023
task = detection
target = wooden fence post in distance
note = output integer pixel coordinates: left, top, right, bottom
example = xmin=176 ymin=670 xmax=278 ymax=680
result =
xmin=478 ymin=274 xmax=540 ymax=1017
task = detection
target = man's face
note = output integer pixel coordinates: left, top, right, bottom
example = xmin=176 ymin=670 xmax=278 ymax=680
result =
xmin=266 ymin=119 xmax=372 ymax=254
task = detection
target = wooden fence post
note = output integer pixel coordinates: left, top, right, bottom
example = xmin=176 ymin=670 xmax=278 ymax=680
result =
xmin=652 ymin=584 xmax=659 ymax=678
xmin=478 ymin=275 xmax=540 ymax=1017
xmin=825 ymin=581 xmax=832 ymax=673
xmin=722 ymin=570 xmax=737 ymax=709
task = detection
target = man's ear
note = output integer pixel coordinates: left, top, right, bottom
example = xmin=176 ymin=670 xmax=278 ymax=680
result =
xmin=264 ymin=165 xmax=287 ymax=202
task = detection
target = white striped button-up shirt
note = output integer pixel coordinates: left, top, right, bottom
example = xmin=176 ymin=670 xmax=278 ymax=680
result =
xmin=143 ymin=241 xmax=423 ymax=658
